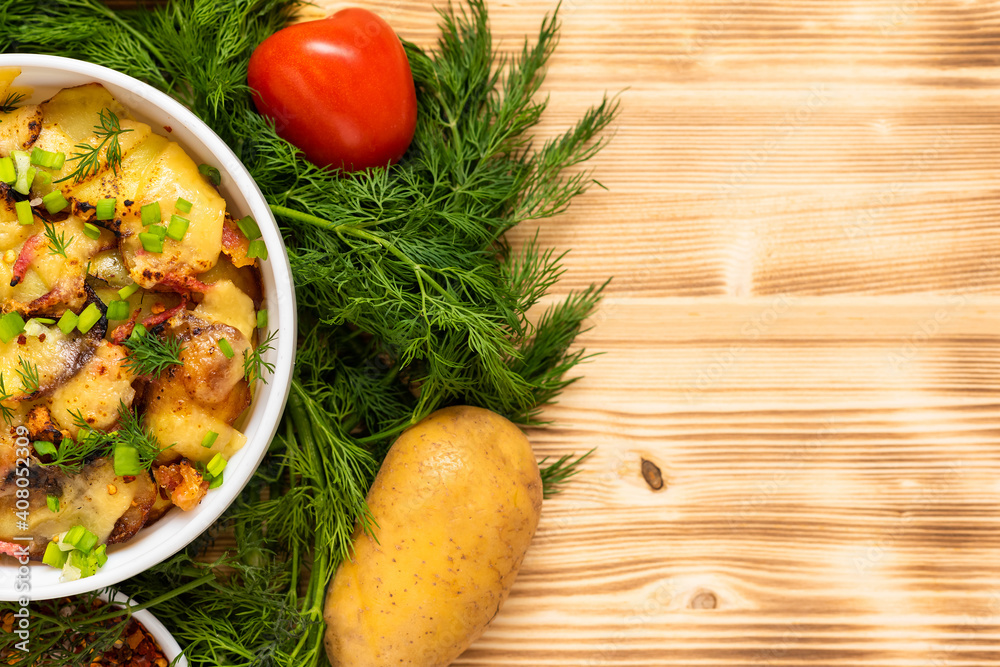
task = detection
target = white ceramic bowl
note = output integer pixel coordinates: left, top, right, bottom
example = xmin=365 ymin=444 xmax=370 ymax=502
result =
xmin=0 ymin=55 xmax=296 ymax=600
xmin=100 ymin=590 xmax=189 ymax=667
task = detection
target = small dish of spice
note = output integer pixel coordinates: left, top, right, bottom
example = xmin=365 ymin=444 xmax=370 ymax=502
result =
xmin=0 ymin=590 xmax=186 ymax=666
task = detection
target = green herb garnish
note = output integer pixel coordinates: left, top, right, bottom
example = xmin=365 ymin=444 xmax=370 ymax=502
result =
xmin=42 ymin=220 xmax=73 ymax=257
xmin=122 ymin=330 xmax=183 ymax=377
xmin=0 ymin=90 xmax=24 ymax=114
xmin=37 ymin=403 xmax=166 ymax=476
xmin=0 ymin=1 xmax=615 ymax=664
xmin=56 ymin=108 xmax=132 ymax=184
xmin=15 ymin=356 xmax=40 ymax=394
xmin=243 ymin=329 xmax=276 ymax=385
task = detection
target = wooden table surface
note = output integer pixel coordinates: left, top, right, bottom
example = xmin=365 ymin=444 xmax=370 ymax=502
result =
xmin=303 ymin=1 xmax=1000 ymax=664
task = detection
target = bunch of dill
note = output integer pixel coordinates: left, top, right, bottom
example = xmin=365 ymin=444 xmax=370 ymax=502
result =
xmin=0 ymin=0 xmax=616 ymax=665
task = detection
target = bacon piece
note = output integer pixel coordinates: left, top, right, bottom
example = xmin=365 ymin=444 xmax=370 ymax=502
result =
xmin=111 ymin=308 xmax=142 ymax=344
xmin=139 ymin=296 xmax=187 ymax=331
xmin=156 ymin=274 xmax=210 ymax=294
xmin=10 ymin=234 xmax=45 ymax=287
xmin=152 ymin=460 xmax=208 ymax=512
xmin=0 ymin=540 xmax=29 ymax=560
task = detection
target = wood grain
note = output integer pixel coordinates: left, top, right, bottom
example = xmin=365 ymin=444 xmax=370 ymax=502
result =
xmin=238 ymin=0 xmax=1000 ymax=664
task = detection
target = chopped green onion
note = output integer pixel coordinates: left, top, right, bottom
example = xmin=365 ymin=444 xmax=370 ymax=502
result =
xmin=201 ymin=430 xmax=219 ymax=448
xmin=149 ymin=225 xmax=167 ymax=240
xmin=167 ymin=215 xmax=189 ymax=241
xmin=140 ymin=201 xmax=161 ymax=226
xmin=76 ymin=303 xmax=102 ymax=334
xmin=29 ymin=148 xmax=46 ymax=167
xmin=57 ymin=310 xmax=78 ymax=335
xmin=198 ymin=163 xmax=221 ymax=186
xmin=118 ymin=283 xmax=139 ymax=300
xmin=11 ymin=150 xmax=30 ymax=195
xmin=218 ymin=338 xmax=234 ymax=359
xmin=66 ymin=550 xmax=94 ymax=578
xmin=62 ymin=526 xmax=84 ymax=548
xmin=42 ymin=541 xmax=68 ymax=569
xmin=92 ymin=544 xmax=107 ymax=568
xmin=113 ymin=445 xmax=141 ymax=476
xmin=129 ymin=323 xmax=147 ymax=341
xmin=32 ymin=317 xmax=54 ymax=325
xmin=42 ymin=190 xmax=69 ymax=214
xmin=139 ymin=231 xmax=164 ymax=253
xmin=46 ymin=494 xmax=60 ymax=513
xmin=0 ymin=311 xmax=25 ymax=343
xmin=95 ymin=197 xmax=116 ymax=221
xmin=208 ymin=472 xmax=224 ymax=489
xmin=0 ymin=156 xmax=15 ymax=184
xmin=32 ymin=170 xmax=51 ymax=188
xmin=175 ymin=197 xmax=192 ymax=214
xmin=206 ymin=452 xmax=227 ymax=478
xmin=237 ymin=215 xmax=261 ymax=240
xmin=247 ymin=239 xmax=267 ymax=261
xmin=62 ymin=524 xmax=98 ymax=553
xmin=13 ymin=165 xmax=34 ymax=196
xmin=76 ymin=530 xmax=98 ymax=554
xmin=256 ymin=309 xmax=268 ymax=329
xmin=33 ymin=440 xmax=57 ymax=457
xmin=30 ymin=147 xmax=64 ymax=170
xmin=82 ymin=223 xmax=101 ymax=240
xmin=15 ymin=199 xmax=32 ymax=226
xmin=105 ymin=300 xmax=130 ymax=321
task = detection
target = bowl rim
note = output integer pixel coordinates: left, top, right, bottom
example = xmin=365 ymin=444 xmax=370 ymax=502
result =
xmin=0 ymin=54 xmax=297 ymax=600
xmin=99 ymin=589 xmax=189 ymax=667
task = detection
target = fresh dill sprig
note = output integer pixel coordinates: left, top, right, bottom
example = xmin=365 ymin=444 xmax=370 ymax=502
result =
xmin=42 ymin=220 xmax=72 ymax=258
xmin=39 ymin=403 xmax=165 ymax=475
xmin=0 ymin=1 xmax=616 ymax=665
xmin=0 ymin=90 xmax=24 ymax=114
xmin=34 ymin=430 xmax=107 ymax=475
xmin=111 ymin=400 xmax=167 ymax=468
xmin=0 ymin=374 xmax=15 ymax=425
xmin=122 ymin=331 xmax=184 ymax=377
xmin=15 ymin=356 xmax=40 ymax=394
xmin=56 ymin=108 xmax=132 ymax=184
xmin=539 ymin=449 xmax=594 ymax=499
xmin=243 ymin=329 xmax=276 ymax=386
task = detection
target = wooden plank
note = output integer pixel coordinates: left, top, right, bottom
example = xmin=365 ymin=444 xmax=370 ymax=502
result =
xmin=213 ymin=0 xmax=1000 ymax=664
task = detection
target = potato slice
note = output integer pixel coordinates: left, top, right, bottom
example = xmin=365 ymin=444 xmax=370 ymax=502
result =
xmin=0 ymin=68 xmax=19 ymax=101
xmin=48 ymin=340 xmax=136 ymax=438
xmin=193 ymin=279 xmax=257 ymax=340
xmin=119 ymin=141 xmax=226 ymax=288
xmin=144 ymin=314 xmax=251 ymax=465
xmin=30 ymin=84 xmax=151 ymax=201
xmin=0 ymin=210 xmax=109 ymax=316
xmin=0 ymin=106 xmax=42 ymax=156
xmin=0 ymin=457 xmax=154 ymax=559
xmin=0 ymin=324 xmax=92 ymax=400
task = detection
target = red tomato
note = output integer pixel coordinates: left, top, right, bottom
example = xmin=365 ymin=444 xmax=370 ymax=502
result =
xmin=247 ymin=8 xmax=417 ymax=172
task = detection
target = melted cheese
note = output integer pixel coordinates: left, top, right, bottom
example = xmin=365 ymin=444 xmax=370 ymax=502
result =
xmin=193 ymin=279 xmax=257 ymax=340
xmin=0 ymin=458 xmax=145 ymax=550
xmin=0 ymin=213 xmax=105 ymax=313
xmin=49 ymin=340 xmax=135 ymax=438
xmin=121 ymin=142 xmax=226 ymax=287
xmin=0 ymin=106 xmax=42 ymax=156
xmin=146 ymin=384 xmax=247 ymax=465
xmin=0 ymin=325 xmax=85 ymax=398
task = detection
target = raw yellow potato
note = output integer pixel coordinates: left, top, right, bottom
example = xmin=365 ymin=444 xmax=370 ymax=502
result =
xmin=324 ymin=405 xmax=543 ymax=667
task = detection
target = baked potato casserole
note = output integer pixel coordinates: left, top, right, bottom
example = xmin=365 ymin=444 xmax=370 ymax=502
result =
xmin=0 ymin=71 xmax=270 ymax=579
